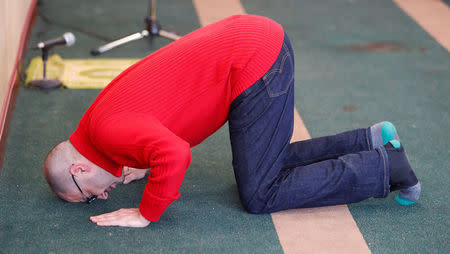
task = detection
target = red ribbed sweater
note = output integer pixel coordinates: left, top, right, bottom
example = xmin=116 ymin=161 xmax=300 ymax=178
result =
xmin=70 ymin=14 xmax=284 ymax=221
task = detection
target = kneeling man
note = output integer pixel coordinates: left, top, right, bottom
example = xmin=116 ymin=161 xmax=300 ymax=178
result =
xmin=43 ymin=15 xmax=421 ymax=228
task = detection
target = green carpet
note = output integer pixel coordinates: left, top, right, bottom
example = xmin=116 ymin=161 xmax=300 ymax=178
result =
xmin=1 ymin=0 xmax=449 ymax=253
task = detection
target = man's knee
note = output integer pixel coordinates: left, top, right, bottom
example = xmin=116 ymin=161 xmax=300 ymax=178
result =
xmin=240 ymin=191 xmax=269 ymax=214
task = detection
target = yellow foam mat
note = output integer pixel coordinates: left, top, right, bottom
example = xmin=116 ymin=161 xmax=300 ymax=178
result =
xmin=25 ymin=54 xmax=140 ymax=89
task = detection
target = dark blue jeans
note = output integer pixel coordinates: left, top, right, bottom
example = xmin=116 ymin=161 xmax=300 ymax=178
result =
xmin=228 ymin=33 xmax=390 ymax=213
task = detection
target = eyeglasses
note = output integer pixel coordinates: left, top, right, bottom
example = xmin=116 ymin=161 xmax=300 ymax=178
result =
xmin=71 ymin=174 xmax=97 ymax=204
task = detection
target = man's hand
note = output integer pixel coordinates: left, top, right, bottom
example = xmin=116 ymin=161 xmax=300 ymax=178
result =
xmin=90 ymin=208 xmax=151 ymax=227
xmin=123 ymin=166 xmax=148 ymax=184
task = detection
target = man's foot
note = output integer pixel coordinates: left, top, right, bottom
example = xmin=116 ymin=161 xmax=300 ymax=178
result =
xmin=370 ymin=121 xmax=400 ymax=148
xmin=384 ymin=140 xmax=421 ymax=205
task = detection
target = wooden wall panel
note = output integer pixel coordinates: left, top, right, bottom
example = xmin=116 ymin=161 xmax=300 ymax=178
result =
xmin=1 ymin=0 xmax=31 ymax=105
xmin=0 ymin=0 xmax=35 ymax=169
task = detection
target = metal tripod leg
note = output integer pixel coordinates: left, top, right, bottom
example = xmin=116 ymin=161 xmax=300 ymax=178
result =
xmin=90 ymin=0 xmax=181 ymax=55
xmin=91 ymin=30 xmax=150 ymax=55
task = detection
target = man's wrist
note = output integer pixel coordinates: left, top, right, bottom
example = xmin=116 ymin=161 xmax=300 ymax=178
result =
xmin=139 ymin=212 xmax=151 ymax=226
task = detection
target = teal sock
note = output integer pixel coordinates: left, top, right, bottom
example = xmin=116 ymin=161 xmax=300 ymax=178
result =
xmin=370 ymin=121 xmax=400 ymax=148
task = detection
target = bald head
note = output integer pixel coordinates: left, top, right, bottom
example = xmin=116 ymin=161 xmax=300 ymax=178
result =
xmin=43 ymin=141 xmax=123 ymax=203
xmin=43 ymin=140 xmax=78 ymax=200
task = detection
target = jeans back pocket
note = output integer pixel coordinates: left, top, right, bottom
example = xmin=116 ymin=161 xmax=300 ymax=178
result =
xmin=262 ymin=43 xmax=294 ymax=98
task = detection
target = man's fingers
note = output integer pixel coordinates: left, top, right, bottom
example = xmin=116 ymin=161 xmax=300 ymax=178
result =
xmin=123 ymin=168 xmax=148 ymax=184
xmin=92 ymin=216 xmax=125 ymax=226
xmin=90 ymin=214 xmax=127 ymax=226
xmin=90 ymin=210 xmax=123 ymax=222
xmin=123 ymin=177 xmax=133 ymax=184
xmin=123 ymin=172 xmax=142 ymax=184
xmin=95 ymin=221 xmax=119 ymax=226
xmin=91 ymin=210 xmax=121 ymax=220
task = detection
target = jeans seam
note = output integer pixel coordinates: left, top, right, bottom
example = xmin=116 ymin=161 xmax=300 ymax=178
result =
xmin=282 ymin=151 xmax=348 ymax=169
xmin=366 ymin=127 xmax=372 ymax=150
xmin=379 ymin=147 xmax=388 ymax=197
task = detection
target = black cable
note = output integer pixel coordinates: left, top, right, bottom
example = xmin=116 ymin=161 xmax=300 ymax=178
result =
xmin=37 ymin=9 xmax=114 ymax=42
xmin=18 ymin=1 xmax=117 ymax=85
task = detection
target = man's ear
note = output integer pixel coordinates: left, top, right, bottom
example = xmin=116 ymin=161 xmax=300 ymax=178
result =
xmin=69 ymin=164 xmax=92 ymax=176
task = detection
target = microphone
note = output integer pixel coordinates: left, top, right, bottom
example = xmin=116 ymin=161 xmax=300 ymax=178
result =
xmin=35 ymin=32 xmax=76 ymax=50
xmin=27 ymin=32 xmax=76 ymax=90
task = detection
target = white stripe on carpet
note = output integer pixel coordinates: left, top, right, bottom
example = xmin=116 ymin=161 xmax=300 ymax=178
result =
xmin=393 ymin=0 xmax=450 ymax=52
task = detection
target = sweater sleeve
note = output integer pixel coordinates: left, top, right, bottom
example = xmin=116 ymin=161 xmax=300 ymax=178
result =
xmin=90 ymin=113 xmax=191 ymax=221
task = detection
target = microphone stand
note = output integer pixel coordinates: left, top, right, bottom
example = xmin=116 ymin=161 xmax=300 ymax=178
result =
xmin=90 ymin=0 xmax=181 ymax=55
xmin=27 ymin=48 xmax=62 ymax=90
